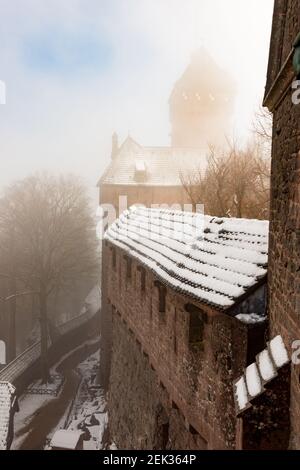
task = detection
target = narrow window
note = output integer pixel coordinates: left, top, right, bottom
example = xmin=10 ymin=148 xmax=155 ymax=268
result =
xmin=112 ymin=247 xmax=116 ymax=270
xmin=173 ymin=307 xmax=177 ymax=355
xmin=185 ymin=304 xmax=207 ymax=350
xmin=174 ymin=335 xmax=178 ymax=355
xmin=154 ymin=280 xmax=166 ymax=313
xmin=141 ymin=268 xmax=146 ymax=292
xmin=159 ymin=288 xmax=166 ymax=313
xmin=137 ymin=265 xmax=146 ymax=292
xmin=124 ymin=255 xmax=132 ymax=281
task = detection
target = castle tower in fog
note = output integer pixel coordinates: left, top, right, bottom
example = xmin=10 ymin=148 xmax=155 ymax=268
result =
xmin=169 ymin=48 xmax=235 ymax=148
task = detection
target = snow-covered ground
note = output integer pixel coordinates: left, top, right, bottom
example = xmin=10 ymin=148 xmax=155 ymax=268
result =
xmin=44 ymin=351 xmax=108 ymax=450
xmin=59 ymin=351 xmax=108 ymax=450
xmin=12 ymin=392 xmax=54 ymax=449
xmin=12 ymin=340 xmax=108 ymax=450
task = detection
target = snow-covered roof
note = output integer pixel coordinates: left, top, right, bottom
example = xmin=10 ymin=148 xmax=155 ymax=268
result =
xmin=0 ymin=381 xmax=16 ymax=450
xmin=50 ymin=429 xmax=83 ymax=449
xmin=234 ymin=335 xmax=290 ymax=414
xmin=236 ymin=313 xmax=267 ymax=325
xmin=105 ymin=206 xmax=269 ymax=310
xmin=98 ymin=136 xmax=206 ymax=187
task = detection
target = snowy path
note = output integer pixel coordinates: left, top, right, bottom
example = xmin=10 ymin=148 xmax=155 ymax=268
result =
xmin=12 ymin=340 xmax=100 ymax=450
xmin=61 ymin=351 xmax=108 ymax=450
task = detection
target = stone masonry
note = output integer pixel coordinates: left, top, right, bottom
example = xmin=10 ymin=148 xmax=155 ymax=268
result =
xmin=105 ymin=242 xmax=266 ymax=450
xmin=264 ymin=0 xmax=300 ymax=449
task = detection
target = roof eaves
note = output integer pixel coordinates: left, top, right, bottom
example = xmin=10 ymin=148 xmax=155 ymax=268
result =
xmin=105 ymin=239 xmax=266 ymax=313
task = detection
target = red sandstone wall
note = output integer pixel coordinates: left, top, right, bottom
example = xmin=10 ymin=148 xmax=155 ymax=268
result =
xmin=106 ymin=244 xmax=250 ymax=449
xmin=109 ymin=315 xmax=209 ymax=450
xmin=266 ymin=0 xmax=300 ymax=449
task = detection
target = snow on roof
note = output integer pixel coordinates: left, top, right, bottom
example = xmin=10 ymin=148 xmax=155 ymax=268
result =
xmin=245 ymin=363 xmax=262 ymax=398
xmin=234 ymin=335 xmax=290 ymax=414
xmin=269 ymin=335 xmax=289 ymax=368
xmin=105 ymin=206 xmax=268 ymax=310
xmin=258 ymin=349 xmax=277 ymax=382
xmin=98 ymin=136 xmax=206 ymax=187
xmin=0 ymin=381 xmax=16 ymax=450
xmin=236 ymin=313 xmax=267 ymax=325
xmin=50 ymin=429 xmax=83 ymax=449
xmin=235 ymin=377 xmax=249 ymax=412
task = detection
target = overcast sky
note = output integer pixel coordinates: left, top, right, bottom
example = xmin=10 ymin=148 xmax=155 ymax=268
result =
xmin=0 ymin=0 xmax=274 ymax=199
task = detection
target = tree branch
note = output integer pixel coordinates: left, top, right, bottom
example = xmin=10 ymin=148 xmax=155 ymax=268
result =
xmin=0 ymin=290 xmax=39 ymax=303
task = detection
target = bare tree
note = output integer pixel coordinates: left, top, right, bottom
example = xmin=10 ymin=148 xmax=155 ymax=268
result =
xmin=252 ymin=106 xmax=273 ymax=143
xmin=0 ymin=174 xmax=99 ymax=382
xmin=181 ymin=141 xmax=271 ymax=220
xmin=0 ymin=272 xmax=37 ymax=362
xmin=252 ymin=106 xmax=273 ymax=164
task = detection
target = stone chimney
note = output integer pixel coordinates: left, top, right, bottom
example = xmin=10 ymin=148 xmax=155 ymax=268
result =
xmin=111 ymin=132 xmax=119 ymax=159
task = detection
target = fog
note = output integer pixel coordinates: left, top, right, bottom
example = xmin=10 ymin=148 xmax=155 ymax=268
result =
xmin=0 ymin=0 xmax=274 ymax=197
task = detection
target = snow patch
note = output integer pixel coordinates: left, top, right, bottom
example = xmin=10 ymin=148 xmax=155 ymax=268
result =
xmin=50 ymin=429 xmax=83 ymax=450
xmin=236 ymin=313 xmax=266 ymax=324
xmin=245 ymin=363 xmax=262 ymax=397
xmin=258 ymin=350 xmax=277 ymax=382
xmin=269 ymin=335 xmax=289 ymax=368
xmin=234 ymin=377 xmax=248 ymax=411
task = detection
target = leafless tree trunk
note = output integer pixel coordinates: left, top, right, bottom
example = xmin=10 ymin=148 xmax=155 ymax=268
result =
xmin=8 ymin=229 xmax=17 ymax=361
xmin=39 ymin=282 xmax=49 ymax=383
xmin=8 ymin=275 xmax=17 ymax=362
xmin=0 ymin=173 xmax=99 ymax=381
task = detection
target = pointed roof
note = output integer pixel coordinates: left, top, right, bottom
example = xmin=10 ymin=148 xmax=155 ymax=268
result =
xmin=169 ymin=47 xmax=235 ymax=103
xmin=118 ymin=135 xmax=142 ymax=155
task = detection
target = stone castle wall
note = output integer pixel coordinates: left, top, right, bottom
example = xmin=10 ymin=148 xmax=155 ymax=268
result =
xmin=265 ymin=0 xmax=300 ymax=449
xmin=105 ymin=242 xmax=262 ymax=450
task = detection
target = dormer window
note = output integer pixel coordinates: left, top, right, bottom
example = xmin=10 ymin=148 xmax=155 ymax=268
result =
xmin=134 ymin=160 xmax=147 ymax=182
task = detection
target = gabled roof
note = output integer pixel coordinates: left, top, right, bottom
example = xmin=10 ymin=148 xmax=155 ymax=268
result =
xmin=0 ymin=381 xmax=16 ymax=450
xmin=105 ymin=206 xmax=269 ymax=310
xmin=98 ymin=136 xmax=206 ymax=187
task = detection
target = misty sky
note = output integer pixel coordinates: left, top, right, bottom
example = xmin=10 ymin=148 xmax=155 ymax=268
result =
xmin=0 ymin=0 xmax=274 ymax=198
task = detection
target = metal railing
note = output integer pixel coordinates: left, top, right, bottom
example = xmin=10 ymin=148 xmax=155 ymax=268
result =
xmin=0 ymin=341 xmax=41 ymax=383
xmin=0 ymin=285 xmax=100 ymax=385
